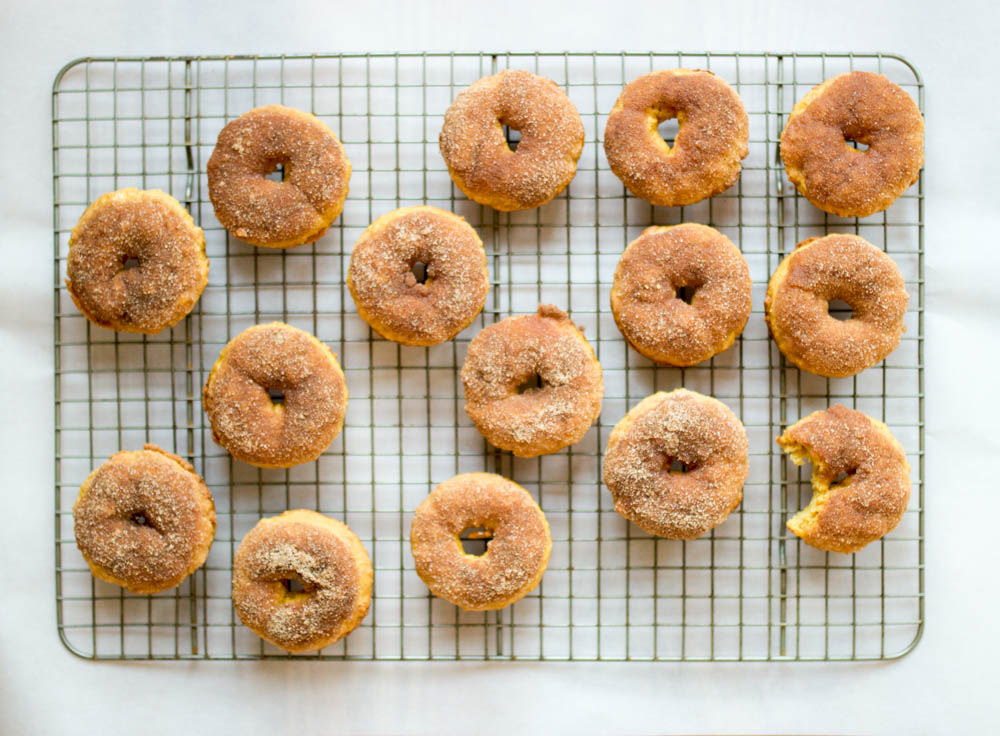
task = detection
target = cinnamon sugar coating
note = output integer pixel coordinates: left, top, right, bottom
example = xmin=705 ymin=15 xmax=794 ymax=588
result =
xmin=66 ymin=188 xmax=208 ymax=334
xmin=439 ymin=70 xmax=585 ymax=211
xmin=347 ymin=206 xmax=489 ymax=346
xmin=461 ymin=305 xmax=603 ymax=457
xmin=203 ymin=323 xmax=348 ymax=468
xmin=603 ymin=390 xmax=748 ymax=540
xmin=603 ymin=69 xmax=749 ymax=207
xmin=410 ymin=473 xmax=551 ymax=611
xmin=764 ymin=234 xmax=908 ymax=378
xmin=780 ymin=71 xmax=924 ymax=217
xmin=207 ymin=105 xmax=351 ymax=248
xmin=232 ymin=510 xmax=372 ymax=652
xmin=778 ymin=405 xmax=911 ymax=554
xmin=73 ymin=444 xmax=216 ymax=594
xmin=611 ymin=223 xmax=752 ymax=366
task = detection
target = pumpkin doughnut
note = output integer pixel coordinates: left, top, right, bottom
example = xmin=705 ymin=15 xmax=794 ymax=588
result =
xmin=410 ymin=473 xmax=551 ymax=611
xmin=780 ymin=71 xmax=924 ymax=217
xmin=778 ymin=405 xmax=911 ymax=554
xmin=232 ymin=510 xmax=373 ymax=652
xmin=72 ymin=444 xmax=216 ymax=594
xmin=764 ymin=234 xmax=909 ymax=378
xmin=347 ymin=206 xmax=489 ymax=346
xmin=207 ymin=105 xmax=351 ymax=248
xmin=603 ymin=389 xmax=748 ymax=540
xmin=203 ymin=323 xmax=348 ymax=468
xmin=461 ymin=304 xmax=603 ymax=457
xmin=439 ymin=69 xmax=585 ymax=211
xmin=65 ymin=188 xmax=208 ymax=334
xmin=603 ymin=69 xmax=749 ymax=207
xmin=611 ymin=223 xmax=752 ymax=366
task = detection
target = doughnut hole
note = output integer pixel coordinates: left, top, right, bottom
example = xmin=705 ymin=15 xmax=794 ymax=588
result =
xmin=278 ymin=574 xmax=315 ymax=603
xmin=265 ymin=161 xmax=287 ymax=182
xmin=844 ymin=137 xmax=870 ymax=152
xmin=130 ymin=511 xmax=152 ymax=527
xmin=648 ymin=107 xmax=686 ymax=155
xmin=267 ymin=388 xmax=286 ymax=406
xmin=121 ymin=256 xmax=141 ymax=272
xmin=827 ymin=298 xmax=854 ymax=322
xmin=502 ymin=123 xmax=521 ymax=152
xmin=675 ymin=283 xmax=699 ymax=305
xmin=515 ymin=373 xmax=545 ymax=394
xmin=410 ymin=260 xmax=429 ymax=285
xmin=657 ymin=117 xmax=680 ymax=148
xmin=459 ymin=525 xmax=494 ymax=556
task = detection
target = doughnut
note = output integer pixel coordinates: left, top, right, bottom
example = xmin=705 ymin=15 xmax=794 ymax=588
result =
xmin=778 ymin=405 xmax=911 ymax=553
xmin=611 ymin=223 xmax=752 ymax=366
xmin=780 ymin=71 xmax=924 ymax=217
xmin=73 ymin=444 xmax=215 ymax=594
xmin=65 ymin=188 xmax=208 ymax=334
xmin=439 ymin=69 xmax=585 ymax=211
xmin=232 ymin=509 xmax=372 ymax=652
xmin=203 ymin=322 xmax=348 ymax=468
xmin=207 ymin=105 xmax=351 ymax=248
xmin=461 ymin=304 xmax=603 ymax=457
xmin=410 ymin=473 xmax=551 ymax=611
xmin=603 ymin=69 xmax=749 ymax=207
xmin=603 ymin=389 xmax=748 ymax=539
xmin=347 ymin=206 xmax=489 ymax=346
xmin=764 ymin=234 xmax=908 ymax=378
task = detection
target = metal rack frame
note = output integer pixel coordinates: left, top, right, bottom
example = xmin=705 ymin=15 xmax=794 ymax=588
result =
xmin=52 ymin=52 xmax=924 ymax=661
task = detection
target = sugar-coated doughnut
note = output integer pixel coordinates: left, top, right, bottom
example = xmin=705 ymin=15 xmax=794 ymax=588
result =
xmin=604 ymin=69 xmax=749 ymax=207
xmin=778 ymin=405 xmax=911 ymax=554
xmin=439 ymin=70 xmax=585 ymax=211
xmin=66 ymin=188 xmax=208 ymax=334
xmin=203 ymin=323 xmax=348 ymax=468
xmin=764 ymin=234 xmax=908 ymax=378
xmin=207 ymin=105 xmax=351 ymax=248
xmin=232 ymin=509 xmax=373 ymax=652
xmin=603 ymin=389 xmax=748 ymax=539
xmin=611 ymin=223 xmax=752 ymax=366
xmin=461 ymin=305 xmax=603 ymax=457
xmin=73 ymin=444 xmax=216 ymax=594
xmin=410 ymin=473 xmax=551 ymax=611
xmin=780 ymin=71 xmax=924 ymax=217
xmin=347 ymin=206 xmax=489 ymax=346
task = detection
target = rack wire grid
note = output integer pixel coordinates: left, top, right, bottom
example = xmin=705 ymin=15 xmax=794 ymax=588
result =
xmin=52 ymin=52 xmax=924 ymax=662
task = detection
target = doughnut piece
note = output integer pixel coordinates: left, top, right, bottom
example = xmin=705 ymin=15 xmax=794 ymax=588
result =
xmin=439 ymin=69 xmax=585 ymax=211
xmin=348 ymin=206 xmax=489 ymax=346
xmin=207 ymin=105 xmax=351 ymax=248
xmin=778 ymin=405 xmax=911 ymax=553
xmin=410 ymin=473 xmax=551 ymax=611
xmin=780 ymin=71 xmax=924 ymax=217
xmin=461 ymin=305 xmax=603 ymax=457
xmin=764 ymin=234 xmax=908 ymax=378
xmin=66 ymin=188 xmax=208 ymax=334
xmin=203 ymin=323 xmax=348 ymax=468
xmin=611 ymin=223 xmax=752 ymax=366
xmin=604 ymin=69 xmax=749 ymax=207
xmin=603 ymin=389 xmax=748 ymax=539
xmin=232 ymin=510 xmax=373 ymax=652
xmin=73 ymin=444 xmax=216 ymax=594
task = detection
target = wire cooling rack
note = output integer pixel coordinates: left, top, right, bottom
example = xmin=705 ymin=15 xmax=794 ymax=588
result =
xmin=52 ymin=52 xmax=924 ymax=661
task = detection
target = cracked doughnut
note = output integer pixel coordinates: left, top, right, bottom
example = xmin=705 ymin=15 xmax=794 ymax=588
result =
xmin=780 ymin=71 xmax=924 ymax=217
xmin=603 ymin=389 xmax=749 ymax=539
xmin=207 ymin=105 xmax=351 ymax=248
xmin=778 ymin=405 xmax=911 ymax=554
xmin=72 ymin=444 xmax=216 ymax=594
xmin=611 ymin=223 xmax=752 ymax=366
xmin=764 ymin=234 xmax=908 ymax=378
xmin=461 ymin=304 xmax=603 ymax=457
xmin=439 ymin=69 xmax=585 ymax=211
xmin=203 ymin=322 xmax=348 ymax=468
xmin=347 ymin=206 xmax=489 ymax=346
xmin=65 ymin=188 xmax=208 ymax=334
xmin=410 ymin=473 xmax=551 ymax=611
xmin=232 ymin=509 xmax=373 ymax=652
xmin=603 ymin=69 xmax=749 ymax=207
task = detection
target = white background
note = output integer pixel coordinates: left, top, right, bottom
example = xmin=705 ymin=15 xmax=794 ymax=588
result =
xmin=2 ymin=1 xmax=998 ymax=733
